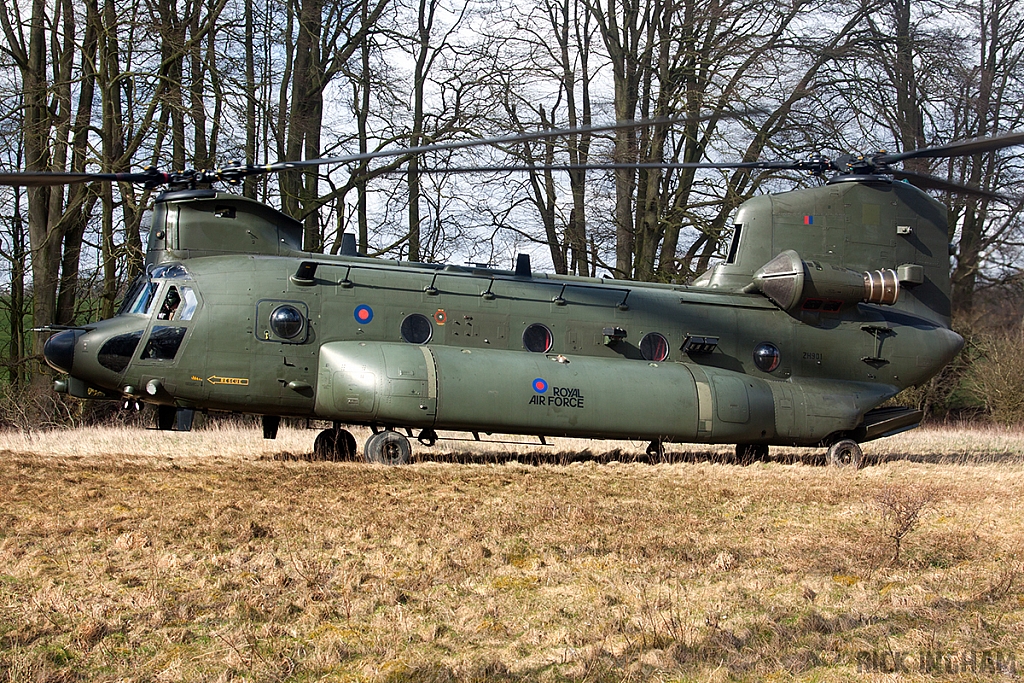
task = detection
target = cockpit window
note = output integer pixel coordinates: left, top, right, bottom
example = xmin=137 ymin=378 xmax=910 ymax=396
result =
xmin=157 ymin=287 xmax=181 ymax=320
xmin=98 ymin=330 xmax=144 ymax=372
xmin=726 ymin=224 xmax=742 ymax=264
xmin=116 ymin=264 xmax=193 ymax=317
xmin=117 ymin=276 xmax=146 ymax=316
xmin=156 ymin=285 xmax=198 ymax=321
xmin=178 ymin=287 xmax=198 ymax=321
xmin=141 ymin=326 xmax=187 ymax=360
xmin=126 ymin=281 xmax=159 ymax=316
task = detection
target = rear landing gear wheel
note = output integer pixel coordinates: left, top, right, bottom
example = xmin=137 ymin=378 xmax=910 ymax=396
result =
xmin=417 ymin=429 xmax=438 ymax=447
xmin=341 ymin=430 xmax=357 ymax=459
xmin=364 ymin=430 xmax=412 ymax=466
xmin=735 ymin=443 xmax=768 ymax=464
xmin=312 ymin=427 xmax=357 ymax=461
xmin=827 ymin=439 xmax=863 ymax=468
xmin=646 ymin=440 xmax=666 ymax=462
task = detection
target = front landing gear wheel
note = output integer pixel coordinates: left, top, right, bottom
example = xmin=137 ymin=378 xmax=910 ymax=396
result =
xmin=157 ymin=405 xmax=175 ymax=431
xmin=364 ymin=430 xmax=412 ymax=466
xmin=313 ymin=428 xmax=358 ymax=461
xmin=735 ymin=443 xmax=768 ymax=464
xmin=827 ymin=439 xmax=863 ymax=468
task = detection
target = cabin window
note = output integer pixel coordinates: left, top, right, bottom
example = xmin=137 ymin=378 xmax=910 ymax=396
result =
xmin=117 ymin=264 xmax=191 ymax=317
xmin=401 ymin=313 xmax=432 ymax=344
xmin=523 ymin=323 xmax=553 ymax=353
xmin=270 ymin=305 xmax=304 ymax=339
xmin=726 ymin=224 xmax=742 ymax=264
xmin=753 ymin=342 xmax=781 ymax=372
xmin=640 ymin=332 xmax=670 ymax=362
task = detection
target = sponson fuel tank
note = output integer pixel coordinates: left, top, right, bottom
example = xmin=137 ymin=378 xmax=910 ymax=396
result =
xmin=312 ymin=342 xmax=894 ymax=445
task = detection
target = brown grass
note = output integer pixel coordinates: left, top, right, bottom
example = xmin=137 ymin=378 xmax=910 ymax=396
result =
xmin=1 ymin=424 xmax=1023 ymax=681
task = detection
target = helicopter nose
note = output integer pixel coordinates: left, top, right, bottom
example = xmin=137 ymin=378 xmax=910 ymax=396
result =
xmin=43 ymin=329 xmax=82 ymax=374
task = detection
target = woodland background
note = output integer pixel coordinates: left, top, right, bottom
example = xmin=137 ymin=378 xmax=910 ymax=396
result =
xmin=2 ymin=0 xmax=1024 ymax=426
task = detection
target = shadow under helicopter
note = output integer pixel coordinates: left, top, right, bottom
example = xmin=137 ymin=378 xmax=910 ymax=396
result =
xmin=263 ymin=445 xmax=1019 ymax=467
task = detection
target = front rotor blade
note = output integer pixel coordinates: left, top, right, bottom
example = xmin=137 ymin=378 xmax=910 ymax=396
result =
xmin=878 ymin=130 xmax=1024 ymax=164
xmin=251 ymin=115 xmax=739 ymax=176
xmin=389 ymin=159 xmax=831 ymax=174
xmin=0 ymin=172 xmax=96 ymax=187
xmin=892 ymin=169 xmax=1012 ymax=201
xmin=0 ymin=170 xmax=167 ymax=187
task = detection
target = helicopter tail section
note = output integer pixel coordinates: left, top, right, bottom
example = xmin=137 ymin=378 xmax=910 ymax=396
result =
xmin=697 ymin=179 xmax=954 ymax=326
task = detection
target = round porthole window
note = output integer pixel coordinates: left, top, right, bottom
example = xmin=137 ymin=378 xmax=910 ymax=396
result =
xmin=523 ymin=323 xmax=553 ymax=353
xmin=753 ymin=342 xmax=781 ymax=372
xmin=640 ymin=332 xmax=669 ymax=362
xmin=401 ymin=313 xmax=433 ymax=344
xmin=270 ymin=305 xmax=304 ymax=339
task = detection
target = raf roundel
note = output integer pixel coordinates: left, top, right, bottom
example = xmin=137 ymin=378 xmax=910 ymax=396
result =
xmin=353 ymin=304 xmax=374 ymax=324
xmin=532 ymin=378 xmax=548 ymax=393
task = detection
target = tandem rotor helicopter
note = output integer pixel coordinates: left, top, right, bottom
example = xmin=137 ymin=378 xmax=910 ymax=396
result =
xmin=4 ymin=119 xmax=1023 ymax=466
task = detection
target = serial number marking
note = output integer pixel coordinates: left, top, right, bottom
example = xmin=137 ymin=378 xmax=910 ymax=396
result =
xmin=803 ymin=352 xmax=823 ymax=361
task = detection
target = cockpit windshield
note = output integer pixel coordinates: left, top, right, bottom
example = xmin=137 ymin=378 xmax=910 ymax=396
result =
xmin=115 ymin=264 xmax=191 ymax=317
xmin=150 ymin=263 xmax=189 ymax=279
xmin=120 ymin=279 xmax=159 ymax=316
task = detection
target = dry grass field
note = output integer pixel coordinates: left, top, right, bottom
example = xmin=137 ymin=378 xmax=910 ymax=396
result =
xmin=1 ymin=424 xmax=1023 ymax=682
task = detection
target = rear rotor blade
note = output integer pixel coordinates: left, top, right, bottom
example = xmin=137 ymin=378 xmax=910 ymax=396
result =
xmin=891 ymin=169 xmax=1013 ymax=201
xmin=878 ymin=130 xmax=1024 ymax=164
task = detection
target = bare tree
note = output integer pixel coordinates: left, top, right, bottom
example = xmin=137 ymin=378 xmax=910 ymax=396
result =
xmin=848 ymin=0 xmax=1024 ymax=319
xmin=279 ymin=0 xmax=391 ymax=252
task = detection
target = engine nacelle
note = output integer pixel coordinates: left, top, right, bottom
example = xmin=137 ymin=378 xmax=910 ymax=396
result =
xmin=749 ymin=249 xmax=898 ymax=314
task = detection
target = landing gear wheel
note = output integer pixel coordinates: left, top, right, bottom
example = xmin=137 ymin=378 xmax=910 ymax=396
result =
xmin=312 ymin=427 xmax=357 ymax=461
xmin=735 ymin=443 xmax=768 ymax=465
xmin=646 ymin=440 xmax=666 ymax=462
xmin=364 ymin=430 xmax=412 ymax=466
xmin=156 ymin=405 xmax=175 ymax=431
xmin=340 ymin=430 xmax=357 ymax=460
xmin=417 ymin=429 xmax=438 ymax=447
xmin=262 ymin=415 xmax=280 ymax=440
xmin=827 ymin=439 xmax=863 ymax=468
